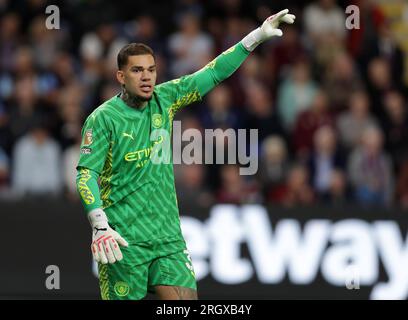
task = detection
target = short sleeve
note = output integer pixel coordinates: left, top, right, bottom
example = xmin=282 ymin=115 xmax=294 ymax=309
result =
xmin=77 ymin=111 xmax=111 ymax=174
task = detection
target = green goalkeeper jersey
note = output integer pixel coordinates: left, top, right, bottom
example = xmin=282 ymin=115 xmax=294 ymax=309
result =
xmin=77 ymin=42 xmax=250 ymax=243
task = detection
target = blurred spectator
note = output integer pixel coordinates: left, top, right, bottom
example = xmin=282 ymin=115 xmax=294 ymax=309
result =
xmin=13 ymin=46 xmax=36 ymax=79
xmin=0 ymin=147 xmax=9 ymax=191
xmin=323 ymin=169 xmax=349 ymax=206
xmin=177 ymin=111 xmax=204 ymax=138
xmin=324 ymin=51 xmax=363 ymax=113
xmin=70 ymin=0 xmax=120 ymax=35
xmin=336 ymin=90 xmax=378 ymax=151
xmin=8 ymin=0 xmax=49 ymax=32
xmin=307 ymin=126 xmax=345 ymax=200
xmin=168 ymin=12 xmax=214 ymax=77
xmin=174 ymin=0 xmax=205 ymax=20
xmin=206 ymin=16 xmax=225 ymax=53
xmin=122 ymin=14 xmax=169 ymax=83
xmin=216 ymin=164 xmax=260 ymax=204
xmin=244 ymin=82 xmax=286 ymax=143
xmin=174 ymin=112 xmax=205 ymax=181
xmin=12 ymin=123 xmax=62 ymax=197
xmin=367 ymin=57 xmax=395 ymax=119
xmin=57 ymin=85 xmax=84 ymax=149
xmin=277 ymin=59 xmax=318 ymax=131
xmin=396 ymin=161 xmax=408 ymax=209
xmin=232 ymin=54 xmax=263 ymax=104
xmin=0 ymin=101 xmax=12 ymax=153
xmin=0 ymin=69 xmax=13 ymax=101
xmin=347 ymin=126 xmax=394 ymax=207
xmin=368 ymin=21 xmax=405 ymax=89
xmin=304 ymin=0 xmax=346 ymax=45
xmin=98 ymin=81 xmax=121 ymax=105
xmin=51 ymin=52 xmax=78 ymax=88
xmin=62 ymin=134 xmax=81 ymax=201
xmin=269 ymin=164 xmax=315 ymax=207
xmin=8 ymin=77 xmax=41 ymax=141
xmin=207 ymin=0 xmax=250 ymax=20
xmin=303 ymin=0 xmax=346 ymax=68
xmin=79 ymin=23 xmax=127 ymax=88
xmin=239 ymin=54 xmax=263 ymax=87
xmin=258 ymin=135 xmax=290 ymax=202
xmin=0 ymin=12 xmax=21 ymax=72
xmin=124 ymin=15 xmax=164 ymax=55
xmin=380 ymin=91 xmax=408 ymax=170
xmin=200 ymin=84 xmax=242 ymax=130
xmin=175 ymin=163 xmax=214 ymax=210
xmin=266 ymin=25 xmax=306 ymax=81
xmin=29 ymin=15 xmax=67 ymax=70
xmin=348 ymin=0 xmax=386 ymax=70
xmin=292 ymin=90 xmax=333 ymax=159
xmin=221 ymin=17 xmax=245 ymax=52
xmin=80 ymin=23 xmax=126 ymax=67
xmin=8 ymin=46 xmax=60 ymax=103
xmin=154 ymin=52 xmax=171 ymax=84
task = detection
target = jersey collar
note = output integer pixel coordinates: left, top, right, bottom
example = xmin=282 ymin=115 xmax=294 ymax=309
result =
xmin=113 ymin=94 xmax=149 ymax=118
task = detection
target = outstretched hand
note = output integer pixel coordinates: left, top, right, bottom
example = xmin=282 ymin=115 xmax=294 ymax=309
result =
xmin=241 ymin=8 xmax=296 ymax=51
xmin=260 ymin=9 xmax=296 ymax=38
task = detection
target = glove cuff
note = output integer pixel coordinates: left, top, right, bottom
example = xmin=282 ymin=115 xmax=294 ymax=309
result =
xmin=241 ymin=27 xmax=264 ymax=52
xmin=88 ymin=208 xmax=108 ymax=227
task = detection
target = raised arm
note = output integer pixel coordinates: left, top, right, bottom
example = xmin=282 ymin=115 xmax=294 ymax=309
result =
xmin=156 ymin=9 xmax=295 ymax=115
xmin=192 ymin=42 xmax=250 ymax=97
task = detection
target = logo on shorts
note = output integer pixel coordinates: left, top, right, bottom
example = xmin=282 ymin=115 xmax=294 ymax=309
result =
xmin=114 ymin=281 xmax=130 ymax=297
xmin=83 ymin=129 xmax=93 ymax=146
xmin=152 ymin=114 xmax=163 ymax=128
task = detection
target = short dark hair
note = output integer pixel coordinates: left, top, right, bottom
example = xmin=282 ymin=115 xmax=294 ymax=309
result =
xmin=117 ymin=43 xmax=154 ymax=70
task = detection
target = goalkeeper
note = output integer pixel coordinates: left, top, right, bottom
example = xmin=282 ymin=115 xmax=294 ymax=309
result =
xmin=76 ymin=9 xmax=295 ymax=300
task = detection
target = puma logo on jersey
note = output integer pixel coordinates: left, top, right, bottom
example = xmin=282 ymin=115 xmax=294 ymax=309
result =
xmin=122 ymin=132 xmax=134 ymax=140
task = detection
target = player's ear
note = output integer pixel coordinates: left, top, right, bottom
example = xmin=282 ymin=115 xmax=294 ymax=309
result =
xmin=116 ymin=70 xmax=125 ymax=85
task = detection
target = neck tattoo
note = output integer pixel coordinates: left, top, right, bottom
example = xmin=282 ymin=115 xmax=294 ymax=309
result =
xmin=120 ymin=86 xmax=147 ymax=109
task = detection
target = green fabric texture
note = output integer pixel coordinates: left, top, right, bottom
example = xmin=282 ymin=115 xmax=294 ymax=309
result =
xmin=76 ymin=167 xmax=102 ymax=212
xmin=75 ymin=41 xmax=251 ymax=243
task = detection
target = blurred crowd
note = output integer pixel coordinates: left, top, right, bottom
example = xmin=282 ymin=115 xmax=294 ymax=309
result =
xmin=1 ymin=0 xmax=408 ymax=210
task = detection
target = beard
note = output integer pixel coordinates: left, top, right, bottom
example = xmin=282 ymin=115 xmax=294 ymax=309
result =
xmin=121 ymin=85 xmax=152 ymax=108
xmin=138 ymin=95 xmax=152 ymax=102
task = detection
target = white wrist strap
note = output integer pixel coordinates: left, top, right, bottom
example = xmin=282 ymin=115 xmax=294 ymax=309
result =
xmin=88 ymin=208 xmax=108 ymax=226
xmin=241 ymin=27 xmax=264 ymax=52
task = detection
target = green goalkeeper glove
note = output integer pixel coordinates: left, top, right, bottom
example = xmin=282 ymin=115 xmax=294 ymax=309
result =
xmin=88 ymin=208 xmax=128 ymax=264
xmin=241 ymin=9 xmax=296 ymax=51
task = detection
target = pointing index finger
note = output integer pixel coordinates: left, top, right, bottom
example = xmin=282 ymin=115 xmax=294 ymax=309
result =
xmin=267 ymin=9 xmax=289 ymax=22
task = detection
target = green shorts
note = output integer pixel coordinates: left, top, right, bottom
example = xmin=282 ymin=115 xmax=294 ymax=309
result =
xmin=97 ymin=236 xmax=197 ymax=300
